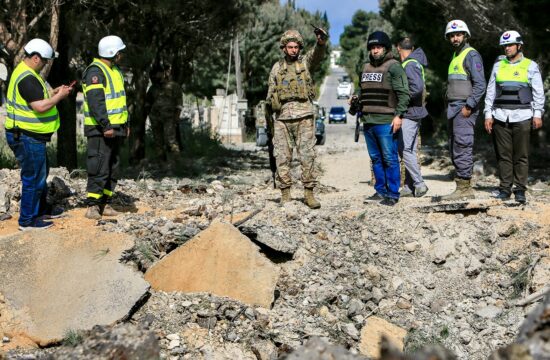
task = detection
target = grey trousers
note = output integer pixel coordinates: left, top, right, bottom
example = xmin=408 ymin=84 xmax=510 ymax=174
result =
xmin=398 ymin=118 xmax=425 ymax=190
xmin=448 ymin=110 xmax=477 ymax=179
xmin=492 ymin=119 xmax=531 ymax=191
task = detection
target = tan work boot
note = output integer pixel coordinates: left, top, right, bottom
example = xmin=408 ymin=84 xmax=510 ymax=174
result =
xmin=101 ymin=204 xmax=120 ymax=217
xmin=440 ymin=178 xmax=475 ymax=201
xmin=304 ymin=188 xmax=321 ymax=209
xmin=85 ymin=205 xmax=102 ymax=220
xmin=281 ymin=188 xmax=291 ymax=204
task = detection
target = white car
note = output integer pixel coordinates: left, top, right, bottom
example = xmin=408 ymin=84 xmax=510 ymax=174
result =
xmin=337 ymin=82 xmax=352 ymax=99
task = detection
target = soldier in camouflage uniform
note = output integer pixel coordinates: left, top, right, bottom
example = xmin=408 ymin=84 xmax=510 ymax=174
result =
xmin=145 ymin=65 xmax=183 ymax=161
xmin=266 ymin=28 xmax=327 ymax=209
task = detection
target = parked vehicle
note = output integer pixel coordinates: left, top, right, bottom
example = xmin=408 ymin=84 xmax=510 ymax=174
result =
xmin=336 ymin=81 xmax=352 ymax=99
xmin=328 ymin=106 xmax=347 ymax=124
xmin=315 ymin=116 xmax=326 ymax=145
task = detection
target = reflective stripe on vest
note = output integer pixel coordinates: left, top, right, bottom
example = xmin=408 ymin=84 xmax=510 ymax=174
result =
xmin=82 ymin=58 xmax=128 ymax=126
xmin=360 ymin=58 xmax=398 ymax=114
xmin=402 ymin=58 xmax=425 ymax=81
xmin=494 ymin=57 xmax=532 ymax=109
xmin=447 ymin=47 xmax=475 ymax=101
xmin=402 ymin=58 xmax=427 ymax=107
xmin=5 ymin=62 xmax=60 ymax=133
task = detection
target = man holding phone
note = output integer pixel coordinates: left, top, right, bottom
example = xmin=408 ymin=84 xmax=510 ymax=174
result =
xmin=5 ymin=38 xmax=71 ymax=230
xmin=82 ymin=35 xmax=129 ymax=219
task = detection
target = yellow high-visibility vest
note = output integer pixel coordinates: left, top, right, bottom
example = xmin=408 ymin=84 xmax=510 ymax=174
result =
xmin=5 ymin=62 xmax=60 ymax=134
xmin=83 ymin=58 xmax=128 ymax=126
xmin=494 ymin=57 xmax=532 ymax=109
xmin=447 ymin=47 xmax=475 ymax=101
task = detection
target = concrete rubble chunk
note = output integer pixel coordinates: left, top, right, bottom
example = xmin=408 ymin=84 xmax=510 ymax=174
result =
xmin=284 ymin=337 xmax=367 ymax=359
xmin=0 ymin=228 xmax=149 ymax=346
xmin=359 ymin=316 xmax=407 ymax=359
xmin=144 ymin=220 xmax=280 ymax=308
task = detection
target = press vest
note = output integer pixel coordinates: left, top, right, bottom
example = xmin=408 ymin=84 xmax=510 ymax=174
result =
xmin=494 ymin=57 xmax=532 ymax=109
xmin=402 ymin=58 xmax=426 ymax=107
xmin=447 ymin=47 xmax=475 ymax=101
xmin=275 ymin=58 xmax=315 ymax=104
xmin=83 ymin=58 xmax=128 ymax=126
xmin=5 ymin=62 xmax=60 ymax=134
xmin=360 ymin=58 xmax=399 ymax=114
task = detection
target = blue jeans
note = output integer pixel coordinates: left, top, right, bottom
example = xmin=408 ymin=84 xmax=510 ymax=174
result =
xmin=364 ymin=123 xmax=400 ymax=199
xmin=6 ymin=132 xmax=49 ymax=226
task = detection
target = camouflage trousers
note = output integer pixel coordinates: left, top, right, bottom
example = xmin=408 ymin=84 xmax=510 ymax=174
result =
xmin=150 ymin=112 xmax=181 ymax=160
xmin=273 ymin=116 xmax=318 ymax=189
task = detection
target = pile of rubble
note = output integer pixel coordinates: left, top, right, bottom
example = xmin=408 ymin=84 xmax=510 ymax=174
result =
xmin=0 ymin=146 xmax=549 ymax=359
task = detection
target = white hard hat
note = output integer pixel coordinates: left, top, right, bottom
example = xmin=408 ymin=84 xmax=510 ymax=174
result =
xmin=24 ymin=38 xmax=58 ymax=59
xmin=499 ymin=30 xmax=523 ymax=46
xmin=98 ymin=35 xmax=126 ymax=58
xmin=445 ymin=20 xmax=471 ymax=38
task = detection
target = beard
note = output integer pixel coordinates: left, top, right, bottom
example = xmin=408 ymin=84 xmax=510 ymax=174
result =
xmin=372 ymin=51 xmax=385 ymax=60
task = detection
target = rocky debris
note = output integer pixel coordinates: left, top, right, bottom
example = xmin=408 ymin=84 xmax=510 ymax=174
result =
xmin=144 ymin=221 xmax=280 ymax=308
xmin=283 ymin=337 xmax=366 ymax=359
xmin=490 ymin=290 xmax=550 ymax=359
xmin=0 ymin=228 xmax=149 ymax=346
xmin=251 ymin=340 xmax=278 ymax=360
xmin=359 ymin=316 xmax=407 ymax=358
xmin=0 ymin=136 xmax=547 ymax=360
xmin=6 ymin=323 xmax=160 ymax=360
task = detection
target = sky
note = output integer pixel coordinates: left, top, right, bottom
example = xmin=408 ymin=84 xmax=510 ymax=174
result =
xmin=287 ymin=0 xmax=380 ymax=45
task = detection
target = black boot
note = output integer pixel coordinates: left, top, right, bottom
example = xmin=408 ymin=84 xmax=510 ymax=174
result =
xmin=514 ymin=190 xmax=526 ymax=204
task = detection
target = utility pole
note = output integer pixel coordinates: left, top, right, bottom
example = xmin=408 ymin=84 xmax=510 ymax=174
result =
xmin=233 ymin=33 xmax=243 ymax=99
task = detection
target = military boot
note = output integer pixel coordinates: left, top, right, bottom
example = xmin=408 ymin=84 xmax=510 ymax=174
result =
xmin=85 ymin=205 xmax=102 ymax=220
xmin=101 ymin=204 xmax=120 ymax=217
xmin=304 ymin=188 xmax=321 ymax=209
xmin=440 ymin=178 xmax=475 ymax=201
xmin=281 ymin=188 xmax=291 ymax=204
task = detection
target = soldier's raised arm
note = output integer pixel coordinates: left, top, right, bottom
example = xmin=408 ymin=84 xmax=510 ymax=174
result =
xmin=303 ymin=27 xmax=328 ymax=72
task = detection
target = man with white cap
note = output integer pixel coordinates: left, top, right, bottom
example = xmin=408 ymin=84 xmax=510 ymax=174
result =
xmin=5 ymin=38 xmax=71 ymax=230
xmin=82 ymin=35 xmax=129 ymax=219
xmin=440 ymin=20 xmax=486 ymax=201
xmin=484 ymin=31 xmax=545 ymax=204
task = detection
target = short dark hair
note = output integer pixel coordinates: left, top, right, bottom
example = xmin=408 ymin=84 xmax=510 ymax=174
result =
xmin=397 ymin=37 xmax=415 ymax=50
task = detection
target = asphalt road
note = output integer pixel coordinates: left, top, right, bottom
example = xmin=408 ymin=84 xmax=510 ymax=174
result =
xmin=317 ymin=65 xmax=363 ymax=149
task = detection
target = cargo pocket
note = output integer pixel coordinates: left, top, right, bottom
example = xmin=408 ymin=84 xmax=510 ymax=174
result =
xmin=86 ymin=153 xmax=103 ymax=176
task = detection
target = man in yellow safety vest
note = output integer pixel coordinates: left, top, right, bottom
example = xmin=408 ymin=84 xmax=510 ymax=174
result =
xmin=484 ymin=31 xmax=545 ymax=204
xmin=82 ymin=35 xmax=129 ymax=219
xmin=440 ymin=20 xmax=486 ymax=201
xmin=5 ymin=38 xmax=71 ymax=230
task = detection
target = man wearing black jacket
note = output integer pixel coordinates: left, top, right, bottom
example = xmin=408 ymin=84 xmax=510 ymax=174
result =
xmin=82 ymin=35 xmax=128 ymax=219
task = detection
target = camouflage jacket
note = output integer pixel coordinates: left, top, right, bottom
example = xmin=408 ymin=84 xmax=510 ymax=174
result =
xmin=146 ymin=80 xmax=183 ymax=117
xmin=267 ymin=43 xmax=326 ymax=120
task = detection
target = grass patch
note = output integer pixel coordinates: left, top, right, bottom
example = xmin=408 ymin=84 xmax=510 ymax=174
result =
xmin=404 ymin=327 xmax=449 ymax=354
xmin=509 ymin=256 xmax=532 ymax=299
xmin=62 ymin=329 xmax=83 ymax=347
xmin=136 ymin=241 xmax=157 ymax=263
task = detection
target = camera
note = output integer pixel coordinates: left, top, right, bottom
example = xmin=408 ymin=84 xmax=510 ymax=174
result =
xmin=348 ymin=96 xmax=361 ymax=116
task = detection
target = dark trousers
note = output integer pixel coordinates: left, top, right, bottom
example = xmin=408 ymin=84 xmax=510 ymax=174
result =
xmin=86 ymin=136 xmax=122 ymax=205
xmin=493 ymin=119 xmax=531 ymax=192
xmin=448 ymin=110 xmax=477 ymax=179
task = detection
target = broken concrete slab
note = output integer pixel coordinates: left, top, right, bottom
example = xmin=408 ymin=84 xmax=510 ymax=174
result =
xmin=144 ymin=221 xmax=280 ymax=308
xmin=359 ymin=316 xmax=407 ymax=359
xmin=415 ymin=199 xmax=501 ymax=213
xmin=239 ymin=225 xmax=299 ymax=254
xmin=0 ymin=211 xmax=149 ymax=347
